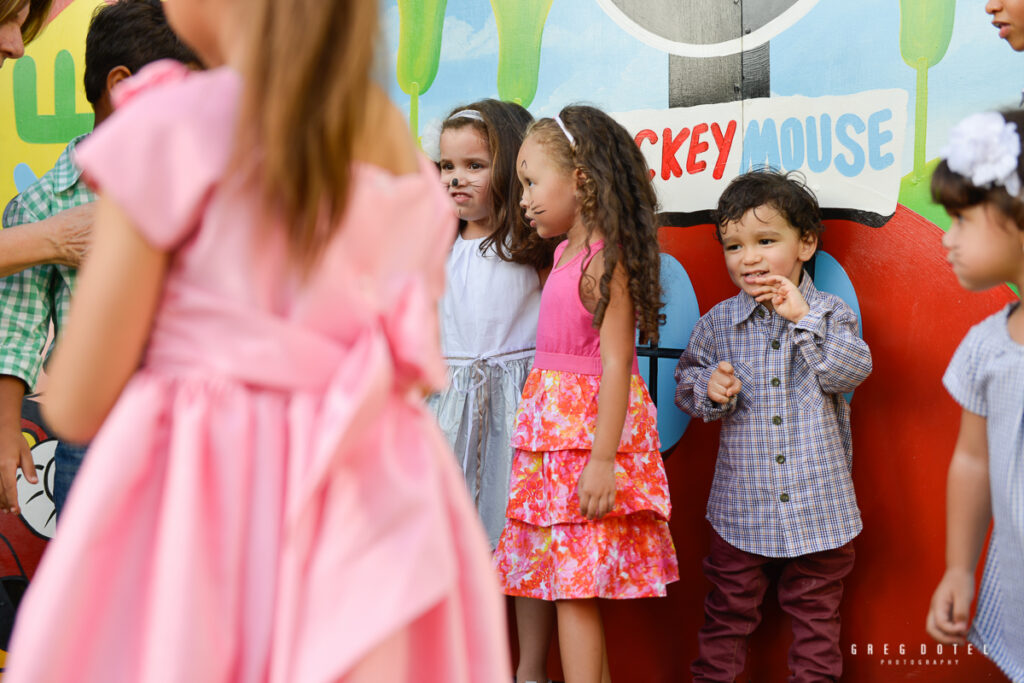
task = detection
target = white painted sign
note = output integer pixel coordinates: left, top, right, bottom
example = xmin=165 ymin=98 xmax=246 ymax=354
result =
xmin=614 ymin=90 xmax=909 ymax=218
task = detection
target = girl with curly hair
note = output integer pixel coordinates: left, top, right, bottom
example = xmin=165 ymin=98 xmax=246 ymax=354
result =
xmin=493 ymin=105 xmax=679 ymax=683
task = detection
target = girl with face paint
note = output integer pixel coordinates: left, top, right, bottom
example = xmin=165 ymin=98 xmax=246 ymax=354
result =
xmin=432 ymin=99 xmax=558 ymax=683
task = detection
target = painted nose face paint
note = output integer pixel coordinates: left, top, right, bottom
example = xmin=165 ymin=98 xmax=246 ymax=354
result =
xmin=450 ymin=177 xmax=460 ymax=188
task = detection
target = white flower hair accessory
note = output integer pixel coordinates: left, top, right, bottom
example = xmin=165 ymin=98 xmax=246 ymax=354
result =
xmin=941 ymin=112 xmax=1022 ymax=197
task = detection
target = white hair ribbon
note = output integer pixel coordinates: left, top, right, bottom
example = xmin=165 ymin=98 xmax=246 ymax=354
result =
xmin=448 ymin=109 xmax=484 ymax=123
xmin=554 ymin=113 xmax=576 ymax=148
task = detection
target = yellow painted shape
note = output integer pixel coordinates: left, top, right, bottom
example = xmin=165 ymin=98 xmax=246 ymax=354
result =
xmin=0 ymin=0 xmax=104 ymax=210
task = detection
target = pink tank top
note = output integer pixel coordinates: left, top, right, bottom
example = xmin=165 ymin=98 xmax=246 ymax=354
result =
xmin=533 ymin=240 xmax=640 ymax=376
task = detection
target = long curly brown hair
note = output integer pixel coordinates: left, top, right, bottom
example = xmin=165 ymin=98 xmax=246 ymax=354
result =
xmin=442 ymin=99 xmax=557 ymax=270
xmin=527 ymin=105 xmax=664 ymax=343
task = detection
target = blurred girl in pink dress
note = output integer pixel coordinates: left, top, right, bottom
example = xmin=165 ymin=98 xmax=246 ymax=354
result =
xmin=3 ymin=1 xmax=509 ymax=681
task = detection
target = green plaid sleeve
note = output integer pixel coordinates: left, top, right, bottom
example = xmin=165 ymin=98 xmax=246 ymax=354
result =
xmin=0 ymin=195 xmax=54 ymax=389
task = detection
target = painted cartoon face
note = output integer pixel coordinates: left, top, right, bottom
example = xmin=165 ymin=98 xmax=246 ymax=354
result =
xmin=439 ymin=126 xmax=493 ymax=228
xmin=0 ymin=3 xmax=30 ymax=68
xmin=720 ymin=205 xmax=817 ymax=300
xmin=942 ymin=203 xmax=1024 ymax=291
xmin=516 ymin=135 xmax=579 ymax=240
xmin=987 ymin=0 xmax=1024 ymax=51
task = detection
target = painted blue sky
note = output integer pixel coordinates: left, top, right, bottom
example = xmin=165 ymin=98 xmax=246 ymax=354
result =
xmin=384 ymin=0 xmax=1021 ymax=172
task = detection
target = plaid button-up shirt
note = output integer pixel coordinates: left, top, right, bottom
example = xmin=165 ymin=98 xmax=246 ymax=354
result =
xmin=0 ymin=135 xmax=94 ymax=389
xmin=674 ymin=274 xmax=872 ymax=557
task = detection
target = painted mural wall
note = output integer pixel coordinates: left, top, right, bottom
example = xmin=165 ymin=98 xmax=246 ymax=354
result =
xmin=0 ymin=0 xmax=1019 ymax=680
xmin=380 ymin=1 xmax=1018 ymax=681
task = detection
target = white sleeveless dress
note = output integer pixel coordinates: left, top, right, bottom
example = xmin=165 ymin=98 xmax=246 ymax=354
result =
xmin=428 ymin=234 xmax=541 ymax=548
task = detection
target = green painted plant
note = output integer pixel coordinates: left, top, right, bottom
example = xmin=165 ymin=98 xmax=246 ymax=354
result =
xmin=899 ymin=0 xmax=955 ymax=182
xmin=490 ymin=0 xmax=553 ymax=107
xmin=396 ymin=0 xmax=448 ymax=139
xmin=13 ymin=51 xmax=94 ymax=144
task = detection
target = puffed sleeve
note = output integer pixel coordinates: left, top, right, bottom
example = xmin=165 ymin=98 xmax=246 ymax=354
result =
xmin=74 ymin=62 xmax=241 ymax=251
xmin=943 ymin=321 xmax=991 ymax=418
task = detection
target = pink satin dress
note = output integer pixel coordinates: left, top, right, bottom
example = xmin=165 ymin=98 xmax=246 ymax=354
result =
xmin=4 ymin=63 xmax=510 ymax=683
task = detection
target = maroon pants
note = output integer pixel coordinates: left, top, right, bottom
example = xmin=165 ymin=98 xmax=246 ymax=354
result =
xmin=691 ymin=529 xmax=856 ymax=683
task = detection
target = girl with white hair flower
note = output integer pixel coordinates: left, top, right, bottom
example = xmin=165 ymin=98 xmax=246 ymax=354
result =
xmin=926 ymin=109 xmax=1024 ymax=683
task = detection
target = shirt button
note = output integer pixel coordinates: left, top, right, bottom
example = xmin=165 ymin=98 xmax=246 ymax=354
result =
xmin=775 ymin=454 xmax=785 ymax=464
xmin=770 ymin=377 xmax=781 ymax=387
xmin=771 ymin=340 xmax=781 ymax=350
xmin=780 ymin=493 xmax=790 ymax=503
xmin=772 ymin=415 xmax=782 ymax=426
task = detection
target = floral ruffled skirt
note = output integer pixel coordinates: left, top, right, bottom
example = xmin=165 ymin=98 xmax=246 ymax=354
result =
xmin=493 ymin=369 xmax=679 ymax=600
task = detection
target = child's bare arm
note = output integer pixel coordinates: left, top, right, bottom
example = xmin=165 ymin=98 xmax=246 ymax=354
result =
xmin=926 ymin=409 xmax=990 ymax=644
xmin=582 ymin=263 xmax=631 ymax=520
xmin=792 ymin=301 xmax=872 ymax=394
xmin=43 ymin=195 xmax=168 ymax=443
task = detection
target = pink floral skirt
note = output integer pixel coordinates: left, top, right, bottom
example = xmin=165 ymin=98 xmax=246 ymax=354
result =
xmin=493 ymin=370 xmax=679 ymax=600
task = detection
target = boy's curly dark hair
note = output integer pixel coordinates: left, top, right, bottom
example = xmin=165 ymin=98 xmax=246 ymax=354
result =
xmin=931 ymin=110 xmax=1024 ymax=230
xmin=527 ymin=105 xmax=664 ymax=344
xmin=441 ymin=99 xmax=558 ymax=270
xmin=714 ymin=169 xmax=825 ymax=244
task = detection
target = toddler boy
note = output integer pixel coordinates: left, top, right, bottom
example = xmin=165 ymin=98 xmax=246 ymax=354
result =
xmin=674 ymin=169 xmax=872 ymax=682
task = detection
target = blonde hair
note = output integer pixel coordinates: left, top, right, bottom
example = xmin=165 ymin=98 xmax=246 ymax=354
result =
xmin=1 ymin=0 xmax=54 ymax=45
xmin=235 ymin=0 xmax=378 ymax=271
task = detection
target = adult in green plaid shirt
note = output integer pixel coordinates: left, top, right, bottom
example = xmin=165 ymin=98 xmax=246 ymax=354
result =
xmin=0 ymin=136 xmax=94 ymax=519
xmin=0 ymin=0 xmax=197 ymax=519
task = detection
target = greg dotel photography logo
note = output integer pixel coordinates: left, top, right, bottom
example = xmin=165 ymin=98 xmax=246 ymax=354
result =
xmin=849 ymin=640 xmax=991 ymax=668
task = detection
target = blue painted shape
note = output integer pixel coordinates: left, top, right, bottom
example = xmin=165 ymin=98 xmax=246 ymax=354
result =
xmin=13 ymin=164 xmax=38 ymax=193
xmin=812 ymin=250 xmax=862 ymax=402
xmin=639 ymin=253 xmax=701 ymax=452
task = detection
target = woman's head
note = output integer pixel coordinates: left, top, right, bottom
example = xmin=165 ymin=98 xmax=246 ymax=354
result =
xmin=0 ymin=0 xmax=53 ymax=67
xmin=521 ymin=105 xmax=664 ymax=342
xmin=440 ymin=99 xmax=554 ymax=269
xmin=933 ymin=110 xmax=1024 ymax=291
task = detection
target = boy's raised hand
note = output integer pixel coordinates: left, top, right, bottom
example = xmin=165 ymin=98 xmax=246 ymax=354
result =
xmin=926 ymin=568 xmax=974 ymax=644
xmin=707 ymin=361 xmax=741 ymax=404
xmin=750 ymin=274 xmax=810 ymax=323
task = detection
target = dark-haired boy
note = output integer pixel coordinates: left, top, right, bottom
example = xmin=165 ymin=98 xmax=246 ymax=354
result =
xmin=0 ymin=0 xmax=197 ymax=519
xmin=674 ymin=170 xmax=873 ymax=682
